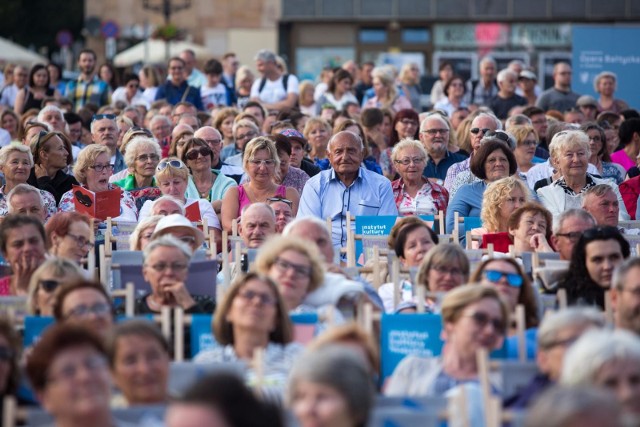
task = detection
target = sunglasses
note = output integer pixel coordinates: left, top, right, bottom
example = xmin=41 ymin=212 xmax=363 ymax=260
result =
xmin=470 ymin=127 xmax=491 ymax=135
xmin=266 ymin=197 xmax=292 ymax=207
xmin=185 ymin=147 xmax=212 ymax=161
xmin=91 ymin=113 xmax=117 ymax=122
xmin=157 ymin=159 xmax=186 ymax=171
xmin=39 ymin=279 xmax=61 ymax=292
xmin=128 ymin=126 xmax=153 ymax=137
xmin=466 ymin=311 xmax=505 ymax=332
xmin=484 ymin=269 xmax=523 ymax=287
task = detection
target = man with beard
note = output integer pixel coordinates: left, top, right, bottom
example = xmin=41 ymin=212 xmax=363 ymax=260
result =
xmin=65 ymin=49 xmax=111 ymax=111
xmin=611 ymin=258 xmax=640 ymax=335
xmin=91 ymin=114 xmax=126 ymax=173
xmin=298 ymin=131 xmax=397 ymax=254
xmin=420 ymin=113 xmax=467 ymax=184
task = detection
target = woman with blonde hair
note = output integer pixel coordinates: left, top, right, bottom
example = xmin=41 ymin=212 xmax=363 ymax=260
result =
xmin=27 ymin=257 xmax=85 ymax=316
xmin=470 ymin=176 xmax=530 ymax=248
xmin=303 ymin=117 xmax=332 ymax=166
xmin=398 ymin=63 xmax=423 ymax=111
xmin=254 ymin=235 xmax=325 ymax=312
xmin=363 ymin=67 xmax=412 ymax=113
xmin=508 ymin=124 xmax=539 ymax=174
xmin=235 ymin=66 xmax=255 ymax=109
xmin=220 ymin=136 xmax=299 ymax=232
xmin=298 ymin=80 xmax=317 ymax=117
xmin=212 ymin=107 xmax=239 ymax=148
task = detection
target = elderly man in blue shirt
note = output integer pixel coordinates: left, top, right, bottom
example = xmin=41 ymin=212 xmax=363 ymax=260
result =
xmin=298 ymin=131 xmax=397 ymax=254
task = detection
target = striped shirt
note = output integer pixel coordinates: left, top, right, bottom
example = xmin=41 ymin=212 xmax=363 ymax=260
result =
xmin=65 ymin=75 xmax=111 ymax=111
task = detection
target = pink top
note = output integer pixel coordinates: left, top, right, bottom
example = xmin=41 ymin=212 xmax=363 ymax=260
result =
xmin=611 ymin=150 xmax=635 ymax=172
xmin=237 ymin=184 xmax=286 ymax=216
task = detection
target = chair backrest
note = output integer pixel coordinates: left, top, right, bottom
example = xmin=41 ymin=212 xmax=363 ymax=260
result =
xmin=26 ymin=405 xmax=167 ymax=426
xmin=119 ymin=258 xmax=218 ymax=298
xmin=369 ymin=406 xmax=443 ymax=427
xmin=497 ymin=360 xmax=540 ymax=397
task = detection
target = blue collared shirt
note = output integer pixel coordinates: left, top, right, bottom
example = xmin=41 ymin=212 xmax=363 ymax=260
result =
xmin=298 ymin=167 xmax=398 ymax=250
xmin=423 ymin=151 xmax=468 ymax=181
xmin=155 ymin=80 xmax=204 ymax=111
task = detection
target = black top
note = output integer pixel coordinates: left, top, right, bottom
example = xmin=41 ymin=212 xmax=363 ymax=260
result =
xmin=27 ymin=168 xmax=78 ymax=205
xmin=300 ymin=158 xmax=321 ymax=178
xmin=22 ymin=87 xmax=55 ymax=112
xmin=133 ymin=293 xmax=216 ymax=315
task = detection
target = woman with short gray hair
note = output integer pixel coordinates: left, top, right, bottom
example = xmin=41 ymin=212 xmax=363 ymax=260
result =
xmin=113 ymin=136 xmax=162 ymax=210
xmin=0 ymin=144 xmax=56 ymax=219
xmin=288 ymin=346 xmax=375 ymax=427
xmin=537 ymin=130 xmax=628 ymax=222
xmin=561 ymin=328 xmax=640 ymax=416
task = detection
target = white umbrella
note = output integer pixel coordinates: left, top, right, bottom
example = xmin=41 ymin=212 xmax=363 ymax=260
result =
xmin=113 ymin=39 xmax=211 ymax=67
xmin=0 ymin=37 xmax=48 ymax=66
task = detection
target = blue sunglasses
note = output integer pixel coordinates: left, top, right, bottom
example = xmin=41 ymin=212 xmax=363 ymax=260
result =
xmin=484 ymin=270 xmax=523 ymax=287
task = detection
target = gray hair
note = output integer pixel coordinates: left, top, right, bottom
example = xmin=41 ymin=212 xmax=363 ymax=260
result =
xmin=612 ymin=257 xmax=640 ymax=292
xmin=419 ymin=113 xmax=449 ymax=132
xmin=287 ymin=346 xmax=375 ymax=427
xmin=89 ymin=112 xmax=117 ymax=134
xmin=505 ymin=114 xmax=532 ymax=129
xmin=326 ymin=130 xmax=363 ymax=152
xmin=473 ymin=112 xmax=503 ymax=131
xmin=553 ymin=209 xmax=596 ymax=235
xmin=37 ymin=105 xmax=65 ymax=127
xmin=537 ymin=307 xmax=605 ymax=349
xmin=561 ymin=329 xmax=640 ymax=386
xmin=391 ymin=138 xmax=427 ymax=163
xmin=123 ymin=137 xmax=161 ymax=169
xmin=150 ymin=114 xmax=171 ymax=128
xmin=582 ymin=184 xmax=616 ymax=208
xmin=232 ymin=118 xmax=259 ymax=137
xmin=129 ymin=215 xmax=164 ymax=251
xmin=524 ymin=386 xmax=621 ymax=427
xmin=479 ymin=56 xmax=497 ymax=68
xmin=0 ymin=144 xmax=34 ymax=169
xmin=7 ymin=184 xmax=44 ymax=212
xmin=497 ymin=68 xmax=517 ymax=83
xmin=150 ymin=195 xmax=186 ymax=215
xmin=254 ymin=49 xmax=276 ymax=63
xmin=142 ymin=234 xmax=193 ymax=264
xmin=548 ymin=130 xmax=590 ymax=161
xmin=593 ymin=71 xmax=617 ymax=93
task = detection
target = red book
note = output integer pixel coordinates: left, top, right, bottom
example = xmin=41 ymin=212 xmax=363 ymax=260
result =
xmin=72 ymin=185 xmax=121 ymax=220
xmin=185 ymin=201 xmax=202 ymax=222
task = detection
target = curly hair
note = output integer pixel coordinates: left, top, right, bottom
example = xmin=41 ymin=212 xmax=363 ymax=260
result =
xmin=481 ymin=177 xmax=531 ymax=233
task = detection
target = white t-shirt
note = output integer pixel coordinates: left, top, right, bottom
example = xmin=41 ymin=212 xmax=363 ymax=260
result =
xmin=250 ymin=74 xmax=299 ymax=104
xmin=200 ymin=83 xmax=229 ymax=110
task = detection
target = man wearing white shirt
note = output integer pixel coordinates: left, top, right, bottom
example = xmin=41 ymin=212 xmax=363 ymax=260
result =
xmin=250 ymin=49 xmax=299 ymax=111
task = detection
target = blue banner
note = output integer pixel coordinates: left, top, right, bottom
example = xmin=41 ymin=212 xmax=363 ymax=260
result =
xmin=572 ymin=25 xmax=640 ymax=109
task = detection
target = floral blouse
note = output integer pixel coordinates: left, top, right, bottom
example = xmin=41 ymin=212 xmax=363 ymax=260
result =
xmin=392 ymin=177 xmax=449 ymax=216
xmin=0 ymin=186 xmax=57 ymax=220
xmin=58 ymin=183 xmax=138 ymax=222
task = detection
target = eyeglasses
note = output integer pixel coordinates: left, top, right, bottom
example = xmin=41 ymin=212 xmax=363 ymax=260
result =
xmin=483 ymin=269 xmax=523 ymax=287
xmin=39 ymin=279 xmax=61 ymax=293
xmin=249 ymin=159 xmax=275 ymax=167
xmin=88 ymin=163 xmax=114 ymax=172
xmin=203 ymin=138 xmax=222 ymax=146
xmin=236 ymin=131 xmax=257 ymax=141
xmin=485 ymin=130 xmax=510 ymax=144
xmin=394 ymin=156 xmax=425 ymax=166
xmin=0 ymin=346 xmax=13 ymax=362
xmin=274 ymin=257 xmax=311 ymax=278
xmin=91 ymin=114 xmax=117 ymax=122
xmin=157 ymin=159 xmax=186 ymax=171
xmin=470 ymin=127 xmax=491 ymax=135
xmin=47 ymin=355 xmax=107 ymax=384
xmin=237 ymin=289 xmax=276 ymax=306
xmin=266 ymin=197 xmax=292 ymax=207
xmin=431 ymin=265 xmax=464 ymax=276
xmin=66 ymin=233 xmax=93 ymax=251
xmin=555 ymin=231 xmax=582 ymax=242
xmin=421 ymin=128 xmax=449 ymax=136
xmin=148 ymin=262 xmax=189 ymax=272
xmin=465 ymin=311 xmax=505 ymax=332
xmin=136 ymin=153 xmax=160 ymax=163
xmin=65 ymin=302 xmax=112 ymax=319
xmin=185 ymin=147 xmax=212 ymax=161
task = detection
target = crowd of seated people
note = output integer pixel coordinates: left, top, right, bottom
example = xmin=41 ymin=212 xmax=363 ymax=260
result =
xmin=0 ymin=48 xmax=640 ymax=426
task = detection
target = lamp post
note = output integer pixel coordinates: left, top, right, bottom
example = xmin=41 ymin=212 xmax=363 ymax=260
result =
xmin=142 ymin=0 xmax=191 ymax=60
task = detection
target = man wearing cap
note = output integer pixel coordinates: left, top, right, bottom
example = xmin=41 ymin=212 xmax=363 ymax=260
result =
xmin=488 ymin=69 xmax=527 ymax=120
xmin=517 ymin=70 xmax=540 ymax=106
xmin=152 ymin=213 xmax=206 ymax=252
xmin=250 ymin=49 xmax=299 ymax=112
xmin=577 ymin=95 xmax=599 ymax=121
xmin=536 ymin=62 xmax=580 ymax=112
